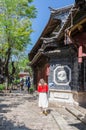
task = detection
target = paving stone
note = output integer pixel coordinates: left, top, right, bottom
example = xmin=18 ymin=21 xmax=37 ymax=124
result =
xmin=51 ymin=111 xmax=73 ymax=130
xmin=66 ymin=107 xmax=86 ymax=124
xmin=0 ymin=91 xmax=60 ymax=130
xmin=0 ymin=91 xmax=86 ymax=130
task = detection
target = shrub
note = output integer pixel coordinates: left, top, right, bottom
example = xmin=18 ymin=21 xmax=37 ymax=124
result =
xmin=13 ymin=79 xmax=20 ymax=85
xmin=29 ymin=86 xmax=35 ymax=94
xmin=0 ymin=84 xmax=5 ymax=91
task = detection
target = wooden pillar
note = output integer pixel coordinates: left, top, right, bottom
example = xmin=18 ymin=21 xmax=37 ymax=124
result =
xmin=46 ymin=64 xmax=50 ymax=83
xmin=78 ymin=44 xmax=83 ymax=63
xmin=78 ymin=44 xmax=84 ymax=91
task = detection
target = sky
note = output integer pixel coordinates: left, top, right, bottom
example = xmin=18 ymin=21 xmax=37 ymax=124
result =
xmin=26 ymin=0 xmax=74 ymax=53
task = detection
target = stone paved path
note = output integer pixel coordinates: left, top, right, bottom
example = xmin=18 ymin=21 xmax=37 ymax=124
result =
xmin=0 ymin=90 xmax=86 ymax=130
xmin=0 ymin=91 xmax=60 ymax=130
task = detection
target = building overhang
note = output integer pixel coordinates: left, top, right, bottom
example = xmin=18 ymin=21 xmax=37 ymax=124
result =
xmin=29 ymin=5 xmax=74 ymax=61
xmin=68 ymin=18 xmax=86 ymax=36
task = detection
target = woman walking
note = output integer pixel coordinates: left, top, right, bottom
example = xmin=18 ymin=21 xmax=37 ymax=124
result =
xmin=37 ymin=78 xmax=49 ymax=115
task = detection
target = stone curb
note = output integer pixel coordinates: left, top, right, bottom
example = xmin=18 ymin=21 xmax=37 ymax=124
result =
xmin=66 ymin=107 xmax=86 ymax=125
xmin=51 ymin=111 xmax=73 ymax=130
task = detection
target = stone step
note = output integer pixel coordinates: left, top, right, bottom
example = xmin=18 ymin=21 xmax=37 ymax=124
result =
xmin=51 ymin=111 xmax=73 ymax=130
xmin=66 ymin=107 xmax=86 ymax=125
xmin=74 ymin=105 xmax=86 ymax=115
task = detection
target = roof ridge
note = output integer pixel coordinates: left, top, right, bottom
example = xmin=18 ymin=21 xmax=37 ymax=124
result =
xmin=49 ymin=4 xmax=74 ymax=13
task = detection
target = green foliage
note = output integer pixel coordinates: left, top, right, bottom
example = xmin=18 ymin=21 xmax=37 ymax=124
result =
xmin=0 ymin=0 xmax=37 ymax=79
xmin=13 ymin=79 xmax=20 ymax=85
xmin=18 ymin=55 xmax=29 ymax=68
xmin=17 ymin=54 xmax=32 ymax=75
xmin=0 ymin=84 xmax=5 ymax=90
xmin=0 ymin=0 xmax=37 ymax=51
xmin=29 ymin=85 xmax=35 ymax=93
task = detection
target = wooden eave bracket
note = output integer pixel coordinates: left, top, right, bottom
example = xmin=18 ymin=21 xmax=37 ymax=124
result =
xmin=30 ymin=50 xmax=44 ymax=65
xmin=68 ymin=18 xmax=86 ymax=35
xmin=41 ymin=36 xmax=57 ymax=40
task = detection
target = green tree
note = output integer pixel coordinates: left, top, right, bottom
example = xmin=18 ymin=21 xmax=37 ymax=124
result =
xmin=0 ymin=0 xmax=36 ymax=85
xmin=14 ymin=53 xmax=32 ymax=78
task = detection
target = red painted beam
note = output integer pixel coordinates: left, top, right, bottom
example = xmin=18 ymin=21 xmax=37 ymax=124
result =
xmin=78 ymin=45 xmax=83 ymax=63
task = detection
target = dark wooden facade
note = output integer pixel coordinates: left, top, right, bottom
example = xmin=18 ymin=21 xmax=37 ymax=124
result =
xmin=29 ymin=0 xmax=86 ymax=105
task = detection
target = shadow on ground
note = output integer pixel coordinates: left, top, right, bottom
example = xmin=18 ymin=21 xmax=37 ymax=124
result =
xmin=23 ymin=95 xmax=38 ymax=102
xmin=0 ymin=93 xmax=40 ymax=130
xmin=0 ymin=116 xmax=38 ymax=130
xmin=70 ymin=114 xmax=86 ymax=130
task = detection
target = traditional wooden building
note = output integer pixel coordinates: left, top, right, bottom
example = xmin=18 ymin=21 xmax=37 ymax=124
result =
xmin=29 ymin=0 xmax=86 ymax=105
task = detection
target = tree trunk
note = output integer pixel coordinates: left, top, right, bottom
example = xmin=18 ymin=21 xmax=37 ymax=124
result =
xmin=4 ymin=47 xmax=11 ymax=89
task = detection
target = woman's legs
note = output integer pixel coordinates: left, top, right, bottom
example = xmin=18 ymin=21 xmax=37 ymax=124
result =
xmin=39 ymin=93 xmax=48 ymax=115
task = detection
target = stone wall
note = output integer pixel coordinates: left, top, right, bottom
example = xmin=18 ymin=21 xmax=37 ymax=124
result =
xmin=48 ymin=56 xmax=79 ymax=91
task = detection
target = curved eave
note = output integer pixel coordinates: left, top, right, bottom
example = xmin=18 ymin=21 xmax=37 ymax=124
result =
xmin=29 ymin=51 xmax=43 ymax=66
xmin=29 ymin=5 xmax=74 ymax=61
xmin=29 ymin=17 xmax=60 ymax=59
xmin=57 ymin=5 xmax=78 ymax=41
xmin=57 ymin=5 xmax=86 ymax=41
xmin=50 ymin=5 xmax=73 ymax=15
